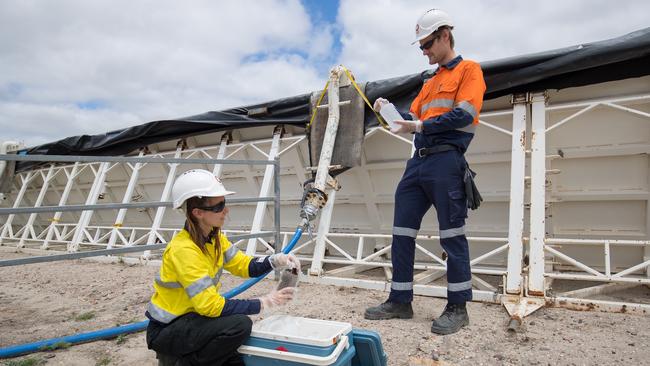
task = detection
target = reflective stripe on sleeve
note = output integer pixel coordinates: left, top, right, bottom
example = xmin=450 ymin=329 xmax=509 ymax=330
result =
xmin=224 ymin=245 xmax=239 ymax=263
xmin=185 ymin=275 xmax=214 ymax=298
xmin=212 ymin=267 xmax=223 ymax=286
xmin=147 ymin=302 xmax=178 ymax=324
xmin=155 ymin=275 xmax=182 ymax=289
xmin=456 ymin=101 xmax=478 ymax=119
xmin=457 ymin=124 xmax=477 ymax=133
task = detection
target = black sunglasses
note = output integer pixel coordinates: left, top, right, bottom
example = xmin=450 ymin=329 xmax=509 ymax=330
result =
xmin=197 ymin=198 xmax=226 ymax=213
xmin=419 ymin=34 xmax=440 ymax=51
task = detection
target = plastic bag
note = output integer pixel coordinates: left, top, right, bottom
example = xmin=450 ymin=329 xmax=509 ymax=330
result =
xmin=277 ymin=267 xmax=299 ymax=290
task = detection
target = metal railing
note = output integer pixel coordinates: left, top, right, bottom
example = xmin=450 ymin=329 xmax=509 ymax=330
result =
xmin=0 ymin=153 xmax=281 ymax=266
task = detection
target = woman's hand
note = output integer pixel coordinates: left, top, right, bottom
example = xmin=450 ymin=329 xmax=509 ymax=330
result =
xmin=259 ymin=287 xmax=295 ymax=310
xmin=269 ymin=253 xmax=300 ymax=270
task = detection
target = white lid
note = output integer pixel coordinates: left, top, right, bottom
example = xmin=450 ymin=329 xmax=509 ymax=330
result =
xmin=251 ymin=315 xmax=352 ymax=347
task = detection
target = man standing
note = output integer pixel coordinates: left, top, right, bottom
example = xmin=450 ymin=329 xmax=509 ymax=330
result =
xmin=364 ymin=8 xmax=485 ymax=335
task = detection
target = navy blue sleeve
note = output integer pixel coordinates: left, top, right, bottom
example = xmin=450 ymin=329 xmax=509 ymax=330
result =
xmin=422 ymin=108 xmax=473 ymax=135
xmin=221 ymin=298 xmax=262 ymax=316
xmin=248 ymin=256 xmax=272 ymax=277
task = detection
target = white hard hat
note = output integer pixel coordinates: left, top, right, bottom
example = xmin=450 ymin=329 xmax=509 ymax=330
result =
xmin=171 ymin=169 xmax=235 ymax=209
xmin=412 ymin=8 xmax=453 ymax=45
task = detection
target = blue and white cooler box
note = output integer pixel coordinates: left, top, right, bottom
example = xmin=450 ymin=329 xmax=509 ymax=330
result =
xmin=239 ymin=315 xmax=355 ymax=366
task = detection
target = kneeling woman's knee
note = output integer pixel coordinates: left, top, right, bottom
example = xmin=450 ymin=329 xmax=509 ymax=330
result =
xmin=232 ymin=314 xmax=253 ymax=338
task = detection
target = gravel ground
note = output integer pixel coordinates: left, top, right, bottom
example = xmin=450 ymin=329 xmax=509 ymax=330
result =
xmin=1 ymin=250 xmax=649 ymax=366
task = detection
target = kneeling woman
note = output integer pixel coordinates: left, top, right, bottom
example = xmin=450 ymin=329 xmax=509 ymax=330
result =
xmin=146 ymin=169 xmax=298 ymax=366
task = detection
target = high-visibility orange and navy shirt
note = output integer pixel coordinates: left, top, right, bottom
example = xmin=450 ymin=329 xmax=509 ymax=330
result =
xmin=408 ymin=55 xmax=486 ymax=153
xmin=145 ymin=227 xmax=272 ymax=324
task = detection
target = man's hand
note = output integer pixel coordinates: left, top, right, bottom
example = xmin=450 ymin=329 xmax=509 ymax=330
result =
xmin=373 ymin=97 xmax=388 ymax=112
xmin=391 ymin=120 xmax=423 ymax=134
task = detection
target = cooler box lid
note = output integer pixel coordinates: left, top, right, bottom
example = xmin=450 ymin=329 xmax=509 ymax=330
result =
xmin=251 ymin=315 xmax=352 ymax=347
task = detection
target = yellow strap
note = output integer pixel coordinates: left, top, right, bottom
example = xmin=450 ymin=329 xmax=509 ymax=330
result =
xmin=306 ymin=80 xmax=330 ymax=130
xmin=340 ymin=66 xmax=390 ymax=130
xmin=113 ymin=223 xmax=123 ymax=228
xmin=49 ymin=218 xmax=59 ymax=222
xmin=306 ymin=66 xmax=391 ymax=130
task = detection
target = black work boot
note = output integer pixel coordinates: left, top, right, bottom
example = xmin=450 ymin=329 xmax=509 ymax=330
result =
xmin=430 ymin=303 xmax=469 ymax=335
xmin=364 ymin=301 xmax=413 ymax=320
xmin=156 ymin=352 xmax=181 ymax=366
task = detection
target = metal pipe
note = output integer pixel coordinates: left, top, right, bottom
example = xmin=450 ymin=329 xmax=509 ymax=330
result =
xmin=0 ymin=232 xmax=275 ymax=267
xmin=313 ymin=66 xmax=343 ymax=193
xmin=0 ymin=154 xmax=274 ymax=165
xmin=0 ymin=197 xmax=276 ymax=215
xmin=273 ymin=158 xmax=281 ymax=254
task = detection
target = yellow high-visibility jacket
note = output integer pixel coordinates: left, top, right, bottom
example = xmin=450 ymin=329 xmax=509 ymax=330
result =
xmin=147 ymin=229 xmax=255 ymax=324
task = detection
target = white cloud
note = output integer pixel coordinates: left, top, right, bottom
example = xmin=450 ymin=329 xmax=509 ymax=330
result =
xmin=337 ymin=0 xmax=650 ymax=81
xmin=1 ymin=0 xmax=649 ymax=148
xmin=0 ymin=0 xmax=326 ymax=146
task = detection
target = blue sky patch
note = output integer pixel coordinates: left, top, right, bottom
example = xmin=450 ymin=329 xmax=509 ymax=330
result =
xmin=76 ymin=100 xmax=106 ymax=110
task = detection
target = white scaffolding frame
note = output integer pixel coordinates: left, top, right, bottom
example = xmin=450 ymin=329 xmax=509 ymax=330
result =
xmin=526 ymin=93 xmax=650 ymax=305
xmin=2 ymin=91 xmax=649 ymax=317
xmin=0 ymin=149 xmax=282 ymax=261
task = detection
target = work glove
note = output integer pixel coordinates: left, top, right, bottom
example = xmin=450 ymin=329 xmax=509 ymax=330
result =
xmin=259 ymin=287 xmax=295 ymax=310
xmin=269 ymin=253 xmax=301 ymax=270
xmin=391 ymin=119 xmax=423 ymax=134
xmin=373 ymin=97 xmax=388 ymax=112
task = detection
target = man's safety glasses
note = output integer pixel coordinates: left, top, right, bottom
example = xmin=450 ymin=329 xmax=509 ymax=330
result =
xmin=197 ymin=199 xmax=226 ymax=213
xmin=419 ymin=34 xmax=441 ymax=51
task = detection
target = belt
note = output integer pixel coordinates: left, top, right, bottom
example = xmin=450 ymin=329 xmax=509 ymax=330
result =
xmin=416 ymin=144 xmax=458 ymax=158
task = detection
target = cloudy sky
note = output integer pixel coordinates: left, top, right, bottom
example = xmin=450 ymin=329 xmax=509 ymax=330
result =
xmin=1 ymin=0 xmax=648 ymax=148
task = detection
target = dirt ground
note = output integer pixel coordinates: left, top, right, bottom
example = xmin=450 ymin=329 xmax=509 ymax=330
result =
xmin=1 ymin=249 xmax=649 ymax=366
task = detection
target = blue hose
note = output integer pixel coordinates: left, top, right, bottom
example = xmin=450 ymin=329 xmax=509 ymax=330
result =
xmin=0 ymin=226 xmax=304 ymax=358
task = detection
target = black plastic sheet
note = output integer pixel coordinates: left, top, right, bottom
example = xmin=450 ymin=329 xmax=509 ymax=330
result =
xmin=18 ymin=27 xmax=650 ymax=171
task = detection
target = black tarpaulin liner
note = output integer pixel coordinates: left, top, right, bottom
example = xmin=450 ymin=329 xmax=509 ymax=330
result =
xmin=17 ymin=27 xmax=650 ymax=170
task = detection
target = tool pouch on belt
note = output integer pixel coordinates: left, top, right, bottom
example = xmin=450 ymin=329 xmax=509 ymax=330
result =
xmin=464 ymin=162 xmax=482 ymax=210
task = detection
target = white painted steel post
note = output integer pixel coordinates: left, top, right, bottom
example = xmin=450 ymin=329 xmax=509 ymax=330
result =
xmin=107 ymin=152 xmax=145 ymax=249
xmin=528 ymin=91 xmax=548 ymax=296
xmin=646 ymin=156 xmax=650 ymax=278
xmin=246 ymin=127 xmax=282 ymax=255
xmin=0 ymin=171 xmax=36 ymax=244
xmin=19 ymin=164 xmax=56 ymax=247
xmin=309 ymin=189 xmax=336 ymax=275
xmin=43 ymin=163 xmax=81 ymax=249
xmin=505 ymin=94 xmax=528 ymax=294
xmin=69 ymin=162 xmax=111 ymax=251
xmin=212 ymin=133 xmax=230 ymax=178
xmin=147 ymin=143 xmax=183 ymax=246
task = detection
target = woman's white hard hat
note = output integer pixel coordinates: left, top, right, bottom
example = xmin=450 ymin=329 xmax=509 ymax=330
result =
xmin=171 ymin=169 xmax=235 ymax=209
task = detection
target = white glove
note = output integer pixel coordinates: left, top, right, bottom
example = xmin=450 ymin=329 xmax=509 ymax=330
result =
xmin=269 ymin=253 xmax=300 ymax=270
xmin=259 ymin=287 xmax=295 ymax=310
xmin=391 ymin=119 xmax=423 ymax=134
xmin=373 ymin=97 xmax=388 ymax=112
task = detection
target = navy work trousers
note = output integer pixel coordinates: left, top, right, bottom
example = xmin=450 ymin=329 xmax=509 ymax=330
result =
xmin=387 ymin=150 xmax=472 ymax=304
xmin=147 ymin=312 xmax=251 ymax=366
